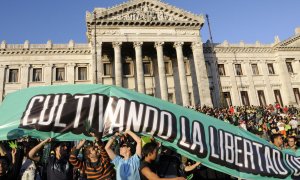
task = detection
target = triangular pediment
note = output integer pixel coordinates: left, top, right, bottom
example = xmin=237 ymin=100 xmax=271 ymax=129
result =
xmin=275 ymin=34 xmax=300 ymax=48
xmin=86 ymin=0 xmax=204 ymax=28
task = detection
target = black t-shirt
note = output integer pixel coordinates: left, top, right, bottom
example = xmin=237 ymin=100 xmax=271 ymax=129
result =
xmin=140 ymin=161 xmax=157 ymax=180
xmin=46 ymin=156 xmax=73 ymax=180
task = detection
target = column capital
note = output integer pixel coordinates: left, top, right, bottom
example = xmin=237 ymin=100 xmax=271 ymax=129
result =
xmin=191 ymin=41 xmax=203 ymax=50
xmin=133 ymin=41 xmax=143 ymax=48
xmin=112 ymin=42 xmax=122 ymax=48
xmin=173 ymin=42 xmax=184 ymax=48
xmin=154 ymin=42 xmax=164 ymax=48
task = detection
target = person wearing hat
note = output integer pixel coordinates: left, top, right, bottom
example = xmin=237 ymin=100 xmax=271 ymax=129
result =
xmin=105 ymin=130 xmax=141 ymax=180
xmin=28 ymin=138 xmax=73 ymax=180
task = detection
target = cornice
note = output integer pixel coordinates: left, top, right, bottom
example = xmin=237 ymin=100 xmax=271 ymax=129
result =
xmin=203 ymin=47 xmax=274 ymax=54
xmin=0 ymin=49 xmax=91 ymax=55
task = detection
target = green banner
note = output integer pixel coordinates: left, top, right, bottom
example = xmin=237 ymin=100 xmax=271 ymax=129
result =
xmin=0 ymin=84 xmax=299 ymax=179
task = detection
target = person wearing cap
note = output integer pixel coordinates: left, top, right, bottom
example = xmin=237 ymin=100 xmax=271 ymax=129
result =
xmin=69 ymin=133 xmax=115 ymax=180
xmin=105 ymin=130 xmax=142 ymax=180
xmin=28 ymin=138 xmax=73 ymax=180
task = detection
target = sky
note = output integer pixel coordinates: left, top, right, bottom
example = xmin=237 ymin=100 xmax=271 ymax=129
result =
xmin=0 ymin=0 xmax=299 ymax=45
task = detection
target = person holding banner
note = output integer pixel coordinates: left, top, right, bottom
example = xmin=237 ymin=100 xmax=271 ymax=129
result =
xmin=28 ymin=138 xmax=73 ymax=180
xmin=105 ymin=130 xmax=141 ymax=180
xmin=140 ymin=141 xmax=186 ymax=180
xmin=69 ymin=135 xmax=115 ymax=180
xmin=0 ymin=147 xmax=17 ymax=180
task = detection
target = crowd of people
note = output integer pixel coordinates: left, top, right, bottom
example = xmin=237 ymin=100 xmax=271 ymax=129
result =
xmin=188 ymin=103 xmax=300 ymax=150
xmin=0 ymin=103 xmax=299 ymax=180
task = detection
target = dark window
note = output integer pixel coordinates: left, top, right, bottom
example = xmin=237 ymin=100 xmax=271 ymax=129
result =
xmin=293 ymin=88 xmax=300 ymax=104
xmin=223 ymin=92 xmax=232 ymax=107
xmin=257 ymin=90 xmax=267 ymax=106
xmin=103 ymin=63 xmax=112 ymax=76
xmin=267 ymin=64 xmax=275 ymax=74
xmin=218 ymin=64 xmax=226 ymax=76
xmin=274 ymin=90 xmax=283 ymax=107
xmin=9 ymin=69 xmax=19 ymax=83
xmin=123 ymin=62 xmax=132 ymax=76
xmin=32 ymin=68 xmax=42 ymax=82
xmin=235 ymin=64 xmax=243 ymax=75
xmin=286 ymin=62 xmax=293 ymax=73
xmin=241 ymin=91 xmax=250 ymax=106
xmin=143 ymin=62 xmax=151 ymax=75
xmin=56 ymin=68 xmax=65 ymax=81
xmin=251 ymin=64 xmax=259 ymax=75
xmin=78 ymin=67 xmax=87 ymax=80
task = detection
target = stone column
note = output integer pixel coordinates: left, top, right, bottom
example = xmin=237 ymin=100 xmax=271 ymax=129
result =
xmin=155 ymin=42 xmax=168 ymax=101
xmin=21 ymin=64 xmax=30 ymax=89
xmin=0 ymin=65 xmax=6 ymax=102
xmin=44 ymin=64 xmax=52 ymax=85
xmin=174 ymin=42 xmax=190 ymax=106
xmin=191 ymin=42 xmax=213 ymax=107
xmin=113 ymin=42 xmax=122 ymax=87
xmin=134 ymin=42 xmax=145 ymax=93
xmin=67 ymin=63 xmax=75 ymax=84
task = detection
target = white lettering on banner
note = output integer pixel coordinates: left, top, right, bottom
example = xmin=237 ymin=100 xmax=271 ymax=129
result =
xmin=208 ymin=127 xmax=289 ymax=179
xmin=234 ymin=136 xmax=243 ymax=167
xmin=179 ymin=117 xmax=190 ymax=149
xmin=74 ymin=95 xmax=90 ymax=128
xmin=265 ymin=146 xmax=278 ymax=174
xmin=22 ymin=96 xmax=44 ymax=125
xmin=54 ymin=95 xmax=67 ymax=127
xmin=243 ymin=139 xmax=255 ymax=169
xmin=38 ymin=95 xmax=51 ymax=125
xmin=177 ymin=117 xmax=207 ymax=158
xmin=126 ymin=101 xmax=144 ymax=132
xmin=158 ymin=112 xmax=173 ymax=140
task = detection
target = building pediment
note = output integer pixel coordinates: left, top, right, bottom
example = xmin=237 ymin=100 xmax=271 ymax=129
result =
xmin=274 ymin=34 xmax=300 ymax=51
xmin=86 ymin=0 xmax=204 ymax=29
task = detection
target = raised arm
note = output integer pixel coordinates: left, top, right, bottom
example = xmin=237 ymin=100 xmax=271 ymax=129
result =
xmin=184 ymin=162 xmax=201 ymax=172
xmin=105 ymin=134 xmax=117 ymax=160
xmin=125 ymin=130 xmax=142 ymax=158
xmin=28 ymin=138 xmax=51 ymax=162
xmin=69 ymin=139 xmax=85 ymax=170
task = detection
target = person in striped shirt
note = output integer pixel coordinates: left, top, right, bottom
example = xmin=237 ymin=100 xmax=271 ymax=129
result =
xmin=69 ymin=136 xmax=115 ymax=180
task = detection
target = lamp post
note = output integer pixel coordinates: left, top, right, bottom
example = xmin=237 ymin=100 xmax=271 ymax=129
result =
xmin=94 ymin=11 xmax=98 ymax=84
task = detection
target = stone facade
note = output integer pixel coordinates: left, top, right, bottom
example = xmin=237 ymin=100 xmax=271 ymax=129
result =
xmin=0 ymin=0 xmax=300 ymax=108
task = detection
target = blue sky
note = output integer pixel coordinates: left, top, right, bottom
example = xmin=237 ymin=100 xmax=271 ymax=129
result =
xmin=0 ymin=0 xmax=299 ymax=44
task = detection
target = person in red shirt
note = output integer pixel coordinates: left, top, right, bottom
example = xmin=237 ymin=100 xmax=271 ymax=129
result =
xmin=229 ymin=106 xmax=234 ymax=115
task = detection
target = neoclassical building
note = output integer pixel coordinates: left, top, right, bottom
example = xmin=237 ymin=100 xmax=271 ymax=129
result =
xmin=0 ymin=0 xmax=300 ymax=108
